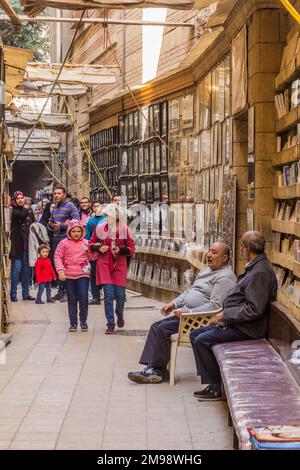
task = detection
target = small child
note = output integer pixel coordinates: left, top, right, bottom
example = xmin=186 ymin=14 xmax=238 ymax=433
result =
xmin=35 ymin=244 xmax=56 ymax=304
xmin=54 ymin=219 xmax=94 ymax=332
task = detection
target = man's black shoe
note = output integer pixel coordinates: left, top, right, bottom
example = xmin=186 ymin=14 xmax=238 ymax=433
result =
xmin=23 ymin=296 xmax=35 ymax=301
xmin=51 ymin=293 xmax=63 ymax=301
xmin=128 ymin=367 xmax=163 ymax=384
xmin=89 ymin=298 xmax=100 ymax=305
xmin=196 ymin=385 xmax=222 ymax=402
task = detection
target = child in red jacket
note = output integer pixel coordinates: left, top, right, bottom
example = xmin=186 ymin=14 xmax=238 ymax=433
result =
xmin=35 ymin=244 xmax=56 ymax=304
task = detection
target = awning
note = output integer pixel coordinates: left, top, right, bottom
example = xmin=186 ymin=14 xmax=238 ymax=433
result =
xmin=6 ymin=112 xmax=72 ymax=131
xmin=4 ymin=46 xmax=34 ymax=104
xmin=26 ymin=63 xmax=117 ymax=85
xmin=20 ymin=0 xmax=218 ymax=17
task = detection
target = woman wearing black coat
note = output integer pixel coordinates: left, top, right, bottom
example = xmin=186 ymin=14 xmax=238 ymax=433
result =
xmin=10 ymin=191 xmax=35 ymax=301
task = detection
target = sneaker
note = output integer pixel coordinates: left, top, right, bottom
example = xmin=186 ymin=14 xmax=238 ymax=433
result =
xmin=59 ymin=294 xmax=68 ymax=303
xmin=196 ymin=385 xmax=222 ymax=402
xmin=89 ymin=298 xmax=100 ymax=305
xmin=51 ymin=293 xmax=63 ymax=301
xmin=105 ymin=326 xmax=115 ymax=335
xmin=116 ymin=315 xmax=125 ymax=328
xmin=80 ymin=322 xmax=88 ymax=332
xmin=23 ymin=295 xmax=35 ymax=301
xmin=128 ymin=367 xmax=163 ymax=384
xmin=35 ymin=300 xmax=44 ymax=304
xmin=11 ymin=298 xmax=18 ymax=302
xmin=69 ymin=325 xmax=77 ymax=332
xmin=47 ymin=299 xmax=55 ymax=303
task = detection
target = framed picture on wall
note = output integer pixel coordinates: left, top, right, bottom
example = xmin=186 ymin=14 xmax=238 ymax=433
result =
xmin=178 ymin=174 xmax=186 ymax=202
xmin=160 ymin=175 xmax=169 ymax=201
xmin=155 ymin=140 xmax=161 ymax=174
xmin=169 ymin=174 xmax=178 ymax=202
xmin=133 ymin=145 xmax=139 ymax=175
xmin=127 ymin=146 xmax=133 ymax=176
xmin=182 ymin=94 xmax=194 ymax=129
xmin=138 ymin=145 xmax=144 ymax=174
xmin=129 ymin=113 xmax=134 ymax=142
xmin=153 ymin=176 xmax=161 ymax=202
xmin=149 ymin=141 xmax=155 ymax=174
xmin=120 ymin=147 xmax=128 ymax=176
xmin=146 ymin=177 xmax=154 ymax=203
xmin=161 ymin=101 xmax=168 ymax=136
xmin=186 ymin=175 xmax=195 ymax=203
xmin=161 ymin=141 xmax=168 ymax=173
xmin=139 ymin=177 xmax=146 ymax=203
xmin=144 ymin=142 xmax=150 ymax=174
xmin=133 ymin=111 xmax=139 ymax=142
xmin=153 ymin=103 xmax=160 ymax=135
xmin=133 ymin=176 xmax=139 ymax=202
xmin=169 ymin=99 xmax=180 ymax=132
xmin=124 ymin=115 xmax=129 ymax=144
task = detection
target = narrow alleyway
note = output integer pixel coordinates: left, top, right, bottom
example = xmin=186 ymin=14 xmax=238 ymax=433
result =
xmin=0 ymin=291 xmax=232 ymax=450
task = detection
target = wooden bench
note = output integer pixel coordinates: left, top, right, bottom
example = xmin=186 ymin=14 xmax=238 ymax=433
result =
xmin=213 ymin=338 xmax=300 ymax=449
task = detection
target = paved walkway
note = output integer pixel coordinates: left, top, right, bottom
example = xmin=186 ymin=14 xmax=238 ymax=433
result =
xmin=0 ymin=291 xmax=232 ymax=450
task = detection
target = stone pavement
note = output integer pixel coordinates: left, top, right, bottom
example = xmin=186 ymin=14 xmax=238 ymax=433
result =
xmin=0 ymin=290 xmax=232 ymax=450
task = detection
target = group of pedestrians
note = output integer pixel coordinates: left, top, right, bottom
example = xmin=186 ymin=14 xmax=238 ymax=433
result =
xmin=9 ymin=187 xmax=135 ymax=334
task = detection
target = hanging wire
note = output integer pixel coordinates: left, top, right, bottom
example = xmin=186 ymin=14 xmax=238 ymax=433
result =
xmin=104 ymin=23 xmax=184 ymax=168
xmin=58 ymin=84 xmax=112 ymax=198
xmin=13 ymin=9 xmax=87 ymax=164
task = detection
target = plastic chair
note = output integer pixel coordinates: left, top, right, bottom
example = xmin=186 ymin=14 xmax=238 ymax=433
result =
xmin=169 ymin=307 xmax=223 ymax=386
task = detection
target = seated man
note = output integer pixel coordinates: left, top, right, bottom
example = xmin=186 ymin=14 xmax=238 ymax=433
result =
xmin=128 ymin=242 xmax=237 ymax=384
xmin=191 ymin=231 xmax=278 ymax=402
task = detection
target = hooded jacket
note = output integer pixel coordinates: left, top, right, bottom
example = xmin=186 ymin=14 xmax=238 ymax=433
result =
xmin=54 ymin=219 xmax=95 ymax=279
xmin=10 ymin=205 xmax=35 ymax=259
xmin=28 ymin=222 xmax=50 ymax=267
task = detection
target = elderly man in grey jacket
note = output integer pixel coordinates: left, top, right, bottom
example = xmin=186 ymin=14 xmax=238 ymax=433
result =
xmin=128 ymin=241 xmax=236 ymax=384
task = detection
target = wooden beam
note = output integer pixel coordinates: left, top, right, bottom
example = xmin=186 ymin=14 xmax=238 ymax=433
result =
xmin=0 ymin=0 xmax=21 ymax=25
xmin=0 ymin=14 xmax=194 ymax=28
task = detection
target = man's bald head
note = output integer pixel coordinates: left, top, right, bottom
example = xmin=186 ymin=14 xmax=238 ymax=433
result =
xmin=207 ymin=242 xmax=231 ymax=270
xmin=241 ymin=231 xmax=265 ymax=255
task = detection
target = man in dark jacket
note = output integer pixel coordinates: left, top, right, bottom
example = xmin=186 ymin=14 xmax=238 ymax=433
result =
xmin=10 ymin=191 xmax=35 ymax=301
xmin=190 ymin=231 xmax=277 ymax=402
xmin=48 ymin=185 xmax=80 ymax=300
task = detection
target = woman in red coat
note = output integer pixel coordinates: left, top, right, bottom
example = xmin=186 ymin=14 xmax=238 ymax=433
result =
xmin=89 ymin=204 xmax=135 ymax=334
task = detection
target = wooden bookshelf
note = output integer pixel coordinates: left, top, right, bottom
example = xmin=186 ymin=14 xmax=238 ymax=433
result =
xmin=272 ymin=219 xmax=300 ymax=237
xmin=276 ymin=104 xmax=300 ymax=134
xmin=273 ymin=145 xmax=300 ymax=167
xmin=271 ymin=252 xmax=300 ymax=277
xmin=134 ymin=246 xmax=206 ymax=271
xmin=127 ymin=278 xmax=181 ymax=303
xmin=277 ymin=291 xmax=300 ymax=322
xmin=275 ymin=52 xmax=300 ymax=92
xmin=273 ymin=184 xmax=300 ymax=199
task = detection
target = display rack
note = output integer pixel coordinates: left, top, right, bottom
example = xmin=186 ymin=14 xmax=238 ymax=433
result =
xmin=272 ymin=30 xmax=300 ymax=321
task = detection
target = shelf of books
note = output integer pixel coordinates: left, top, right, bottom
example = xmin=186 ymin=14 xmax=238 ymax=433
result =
xmin=127 ymin=235 xmax=208 ymax=302
xmin=273 ymin=31 xmax=300 ymax=323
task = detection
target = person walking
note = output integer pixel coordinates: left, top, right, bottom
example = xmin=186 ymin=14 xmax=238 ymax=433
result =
xmin=10 ymin=191 xmax=35 ymax=302
xmin=89 ymin=204 xmax=135 ymax=334
xmin=54 ymin=219 xmax=94 ymax=332
xmin=48 ymin=186 xmax=80 ymax=301
xmin=79 ymin=197 xmax=92 ymax=226
xmin=85 ymin=200 xmax=106 ymax=305
xmin=35 ymin=244 xmax=56 ymax=304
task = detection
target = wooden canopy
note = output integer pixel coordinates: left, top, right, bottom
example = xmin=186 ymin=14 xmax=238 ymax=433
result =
xmin=20 ymin=0 xmax=217 ymax=17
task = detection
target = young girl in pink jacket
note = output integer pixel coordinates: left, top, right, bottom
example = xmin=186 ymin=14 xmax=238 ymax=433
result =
xmin=54 ymin=219 xmax=94 ymax=332
xmin=89 ymin=204 xmax=135 ymax=334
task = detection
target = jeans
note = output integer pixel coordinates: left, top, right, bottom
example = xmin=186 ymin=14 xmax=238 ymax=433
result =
xmin=190 ymin=325 xmax=250 ymax=385
xmin=103 ymin=284 xmax=126 ymax=327
xmin=37 ymin=282 xmax=52 ymax=302
xmin=53 ymin=238 xmax=66 ymax=296
xmin=90 ymin=260 xmax=100 ymax=300
xmin=65 ymin=277 xmax=89 ymax=326
xmin=10 ymin=251 xmax=31 ymax=300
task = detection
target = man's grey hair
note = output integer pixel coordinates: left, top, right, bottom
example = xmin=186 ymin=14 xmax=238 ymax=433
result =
xmin=242 ymin=231 xmax=265 ymax=254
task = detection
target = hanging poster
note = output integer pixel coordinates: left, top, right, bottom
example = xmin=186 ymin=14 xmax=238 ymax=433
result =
xmin=182 ymin=94 xmax=194 ymax=129
xmin=232 ymin=25 xmax=248 ymax=115
xmin=169 ymin=99 xmax=180 ymax=132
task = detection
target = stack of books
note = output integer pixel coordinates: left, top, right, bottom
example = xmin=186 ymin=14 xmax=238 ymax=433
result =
xmin=248 ymin=425 xmax=300 ymax=450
